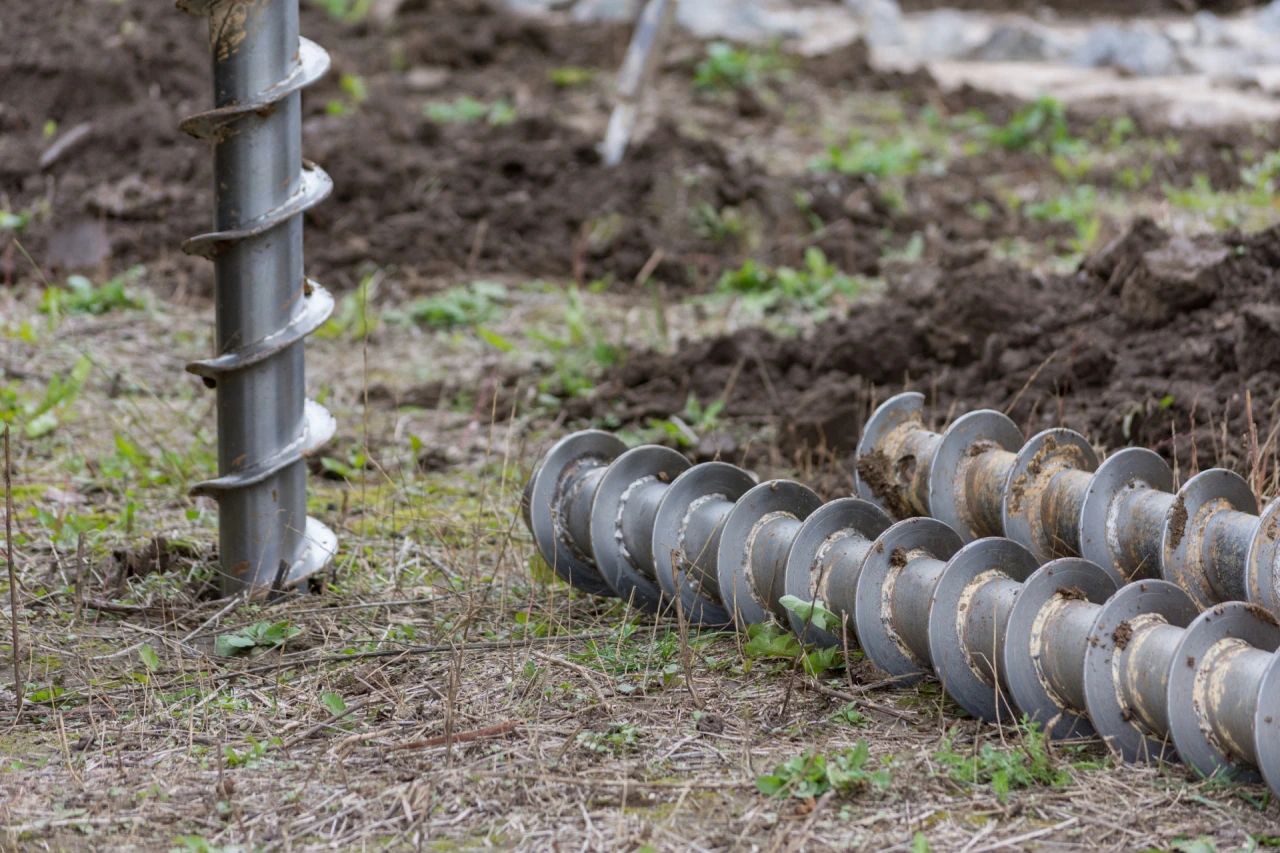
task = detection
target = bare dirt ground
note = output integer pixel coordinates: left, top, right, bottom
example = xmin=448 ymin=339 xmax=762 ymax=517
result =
xmin=3 ymin=0 xmax=1280 ymax=851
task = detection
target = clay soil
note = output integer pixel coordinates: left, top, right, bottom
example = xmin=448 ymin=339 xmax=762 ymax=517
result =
xmin=584 ymin=217 xmax=1280 ymax=487
xmin=4 ymin=1 xmax=1280 ymax=852
xmin=4 ymin=0 xmax=1271 ymax=291
xmin=897 ymin=0 xmax=1263 ymax=15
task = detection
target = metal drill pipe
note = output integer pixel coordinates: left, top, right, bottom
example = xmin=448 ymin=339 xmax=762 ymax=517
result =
xmin=601 ymin=0 xmax=678 ymax=167
xmin=524 ymin=433 xmax=898 ymax=632
xmin=859 ymin=395 xmax=1280 ymax=611
xmin=523 ymin=430 xmax=757 ymax=625
xmin=523 ymin=432 xmax=1280 ymax=796
xmin=854 ymin=393 xmax=1103 ymax=563
xmin=525 ymin=433 xmax=898 ymax=632
xmin=800 ymin=509 xmax=1280 ymax=791
xmin=179 ymin=0 xmax=337 ymax=594
xmin=985 ymin=553 xmax=1280 ymax=791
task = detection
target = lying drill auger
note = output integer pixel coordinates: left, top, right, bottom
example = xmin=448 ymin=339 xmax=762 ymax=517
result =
xmin=1004 ymin=555 xmax=1280 ymax=795
xmin=855 ymin=392 xmax=1280 ymax=613
xmin=522 ymin=432 xmax=1280 ymax=796
xmin=523 ymin=431 xmax=792 ymax=626
xmin=822 ymin=518 xmax=1280 ymax=794
xmin=522 ymin=432 xmax=904 ymax=629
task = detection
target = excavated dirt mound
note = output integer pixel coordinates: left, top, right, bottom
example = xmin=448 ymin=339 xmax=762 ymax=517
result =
xmin=0 ymin=0 xmax=920 ymax=290
xmin=898 ymin=0 xmax=1262 ymax=14
xmin=578 ymin=218 xmax=1280 ymax=474
xmin=7 ymin=0 xmax=1269 ymax=294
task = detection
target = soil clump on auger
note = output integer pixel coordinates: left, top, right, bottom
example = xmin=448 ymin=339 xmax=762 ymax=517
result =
xmin=580 ymin=218 xmax=1280 ymax=475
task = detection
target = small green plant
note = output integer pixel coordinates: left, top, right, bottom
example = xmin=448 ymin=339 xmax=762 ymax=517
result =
xmin=983 ymin=96 xmax=1080 ymax=156
xmin=688 ymin=202 xmax=744 ymax=243
xmin=756 ymin=741 xmax=891 ymax=798
xmin=828 ymin=701 xmax=868 ymax=728
xmin=643 ymin=393 xmax=725 ymax=448
xmin=1116 ymin=162 xmax=1154 ymax=191
xmin=715 ymin=248 xmax=861 ymax=317
xmin=779 ymin=594 xmax=837 ymax=633
xmin=138 ymin=645 xmax=161 ymax=672
xmin=1241 ymin=150 xmax=1280 ymax=193
xmin=577 ymin=723 xmax=640 ymax=754
xmin=817 ymin=133 xmax=925 ymax=177
xmin=425 ymin=96 xmax=516 ymax=126
xmin=742 ymin=622 xmax=841 ymax=676
xmin=307 ymin=0 xmax=370 ymax=23
xmin=0 ymin=209 xmax=29 ymax=232
xmin=214 ymin=621 xmax=302 ymax=657
xmin=530 ymin=284 xmax=623 ymax=402
xmin=1024 ymin=185 xmax=1101 ymax=252
xmin=1103 ymin=115 xmax=1137 ymax=148
xmin=319 ymin=446 xmax=369 ymax=481
xmin=401 ymin=280 xmax=507 ymax=330
xmin=570 ymin=626 xmax=692 ymax=691
xmin=223 ymin=736 xmax=272 ymax=768
xmin=40 ymin=267 xmax=146 ymax=320
xmin=935 ymin=721 xmax=1069 ymax=802
xmin=547 ymin=67 xmax=596 ymax=88
xmin=326 ymin=73 xmax=369 ymax=116
xmin=693 ymin=41 xmax=787 ymax=93
xmin=320 ymin=692 xmax=347 ymax=716
xmin=0 ymin=354 xmax=92 ymax=438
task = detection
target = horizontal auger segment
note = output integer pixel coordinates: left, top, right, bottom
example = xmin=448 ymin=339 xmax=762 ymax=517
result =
xmin=783 ymin=499 xmax=892 ymax=647
xmin=522 ymin=430 xmax=1280 ymax=797
xmin=1166 ymin=601 xmax=1280 ymax=788
xmin=858 ymin=394 xmax=1279 ymax=614
xmin=854 ymin=392 xmax=1102 ymax=563
xmin=522 ymin=430 xmax=757 ymax=626
xmin=717 ymin=480 xmax=823 ymax=628
xmin=650 ymin=461 xmax=757 ymax=625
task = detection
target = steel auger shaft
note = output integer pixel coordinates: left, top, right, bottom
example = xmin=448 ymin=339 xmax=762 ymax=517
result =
xmin=523 ymin=429 xmax=1280 ymax=798
xmin=522 ymin=431 xmax=850 ymax=627
xmin=180 ymin=0 xmax=338 ymax=594
xmin=857 ymin=393 xmax=1279 ymax=612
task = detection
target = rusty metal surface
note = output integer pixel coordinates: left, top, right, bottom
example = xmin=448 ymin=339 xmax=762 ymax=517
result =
xmin=1168 ymin=602 xmax=1280 ymax=783
xmin=1080 ymin=580 xmax=1196 ymax=764
xmin=1002 ymin=430 xmax=1098 ymax=563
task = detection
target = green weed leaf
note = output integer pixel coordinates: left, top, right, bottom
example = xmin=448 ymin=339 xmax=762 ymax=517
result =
xmin=320 ymin=692 xmax=347 ymax=716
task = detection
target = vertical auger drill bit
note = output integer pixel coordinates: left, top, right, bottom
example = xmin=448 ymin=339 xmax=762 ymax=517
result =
xmin=179 ymin=0 xmax=338 ymax=595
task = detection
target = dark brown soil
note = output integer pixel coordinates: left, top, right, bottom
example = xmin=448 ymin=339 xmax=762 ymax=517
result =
xmin=6 ymin=0 xmax=1271 ymax=296
xmin=897 ymin=0 xmax=1262 ymax=15
xmin=0 ymin=0 xmax=910 ymax=291
xmin=579 ymin=217 xmax=1280 ymax=476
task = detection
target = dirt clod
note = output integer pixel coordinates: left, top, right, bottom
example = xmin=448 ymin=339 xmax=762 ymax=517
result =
xmin=1059 ymin=586 xmax=1090 ymax=602
xmin=1168 ymin=495 xmax=1189 ymax=552
xmin=1113 ymin=620 xmax=1134 ymax=650
xmin=855 ymin=450 xmax=903 ymax=510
